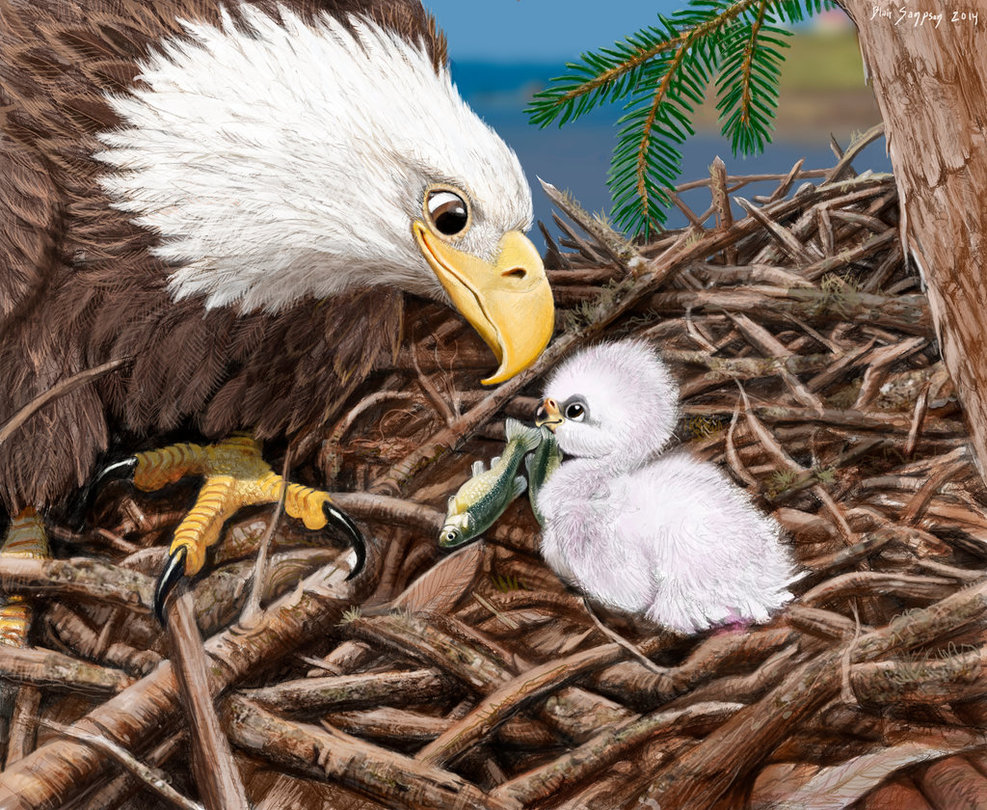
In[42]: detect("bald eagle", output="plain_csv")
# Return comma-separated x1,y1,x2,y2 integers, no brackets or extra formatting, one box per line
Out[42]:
0,0,554,622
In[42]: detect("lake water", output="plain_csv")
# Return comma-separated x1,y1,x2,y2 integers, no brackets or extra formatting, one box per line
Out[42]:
453,61,892,241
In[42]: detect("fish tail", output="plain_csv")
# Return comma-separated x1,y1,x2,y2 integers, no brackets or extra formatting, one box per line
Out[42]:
505,418,541,453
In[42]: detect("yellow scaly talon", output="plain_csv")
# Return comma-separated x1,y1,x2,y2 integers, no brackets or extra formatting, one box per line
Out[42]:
0,508,49,647
83,435,364,623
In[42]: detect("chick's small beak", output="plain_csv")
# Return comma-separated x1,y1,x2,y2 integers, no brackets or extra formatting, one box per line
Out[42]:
535,397,564,431
414,223,554,385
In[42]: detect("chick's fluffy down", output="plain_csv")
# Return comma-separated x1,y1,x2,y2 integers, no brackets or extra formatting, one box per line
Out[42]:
538,450,794,634
534,339,794,635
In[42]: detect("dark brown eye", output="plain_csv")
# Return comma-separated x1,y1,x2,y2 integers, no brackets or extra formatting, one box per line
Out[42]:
426,189,470,237
565,401,586,421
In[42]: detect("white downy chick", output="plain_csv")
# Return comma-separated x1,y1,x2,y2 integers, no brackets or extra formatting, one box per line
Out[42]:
534,340,795,635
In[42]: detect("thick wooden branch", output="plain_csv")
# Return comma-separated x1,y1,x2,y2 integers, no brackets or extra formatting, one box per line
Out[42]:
0,549,373,810
0,556,154,612
0,646,133,695
640,578,987,806
166,590,249,810
241,668,454,714
850,645,987,706
221,695,521,810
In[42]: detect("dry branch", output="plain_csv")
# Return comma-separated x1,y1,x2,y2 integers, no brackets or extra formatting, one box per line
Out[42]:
166,590,249,810
242,668,453,714
0,548,372,809
222,695,521,810
0,556,154,612
40,721,203,810
0,646,133,694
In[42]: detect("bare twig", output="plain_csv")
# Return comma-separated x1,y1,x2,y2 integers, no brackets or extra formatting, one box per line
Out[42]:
222,695,521,810
0,359,127,446
40,720,204,810
242,452,291,623
166,590,249,810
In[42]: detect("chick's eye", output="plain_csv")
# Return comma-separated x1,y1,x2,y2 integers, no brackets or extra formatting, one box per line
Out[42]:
565,402,586,421
426,189,470,237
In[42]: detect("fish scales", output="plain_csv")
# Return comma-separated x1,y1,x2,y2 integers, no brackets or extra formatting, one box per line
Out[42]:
439,419,542,548
525,425,562,527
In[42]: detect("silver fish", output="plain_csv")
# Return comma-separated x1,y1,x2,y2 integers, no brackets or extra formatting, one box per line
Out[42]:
524,425,562,527
439,418,542,548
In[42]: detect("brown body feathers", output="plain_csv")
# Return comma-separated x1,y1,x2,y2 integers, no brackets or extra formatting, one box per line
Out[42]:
0,0,446,511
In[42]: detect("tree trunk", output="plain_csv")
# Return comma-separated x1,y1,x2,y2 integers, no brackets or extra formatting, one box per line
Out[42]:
839,2,987,478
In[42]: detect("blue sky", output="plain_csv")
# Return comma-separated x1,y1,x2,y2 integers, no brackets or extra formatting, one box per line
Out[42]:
421,1,682,62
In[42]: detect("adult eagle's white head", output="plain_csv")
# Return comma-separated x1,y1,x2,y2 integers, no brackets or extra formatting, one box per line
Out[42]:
97,4,554,383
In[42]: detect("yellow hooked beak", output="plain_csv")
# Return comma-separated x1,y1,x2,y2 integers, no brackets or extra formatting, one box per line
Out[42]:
535,397,564,431
413,223,555,385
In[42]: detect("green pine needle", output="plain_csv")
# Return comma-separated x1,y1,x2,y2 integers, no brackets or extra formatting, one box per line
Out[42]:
526,0,834,236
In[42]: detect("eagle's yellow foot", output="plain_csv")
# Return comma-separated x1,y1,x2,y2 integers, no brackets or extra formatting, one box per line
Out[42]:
85,436,364,623
0,508,49,647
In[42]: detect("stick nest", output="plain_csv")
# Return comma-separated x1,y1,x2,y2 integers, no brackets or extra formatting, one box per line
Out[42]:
5,127,987,809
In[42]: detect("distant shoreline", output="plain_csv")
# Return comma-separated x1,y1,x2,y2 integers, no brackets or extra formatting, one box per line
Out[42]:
449,35,888,238
452,31,881,147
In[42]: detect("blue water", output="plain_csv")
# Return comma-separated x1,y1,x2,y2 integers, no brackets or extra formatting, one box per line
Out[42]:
452,61,892,241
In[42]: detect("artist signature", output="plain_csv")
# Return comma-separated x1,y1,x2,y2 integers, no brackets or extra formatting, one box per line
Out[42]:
870,5,979,27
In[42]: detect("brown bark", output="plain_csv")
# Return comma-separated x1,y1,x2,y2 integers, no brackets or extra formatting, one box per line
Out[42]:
841,1,987,480
0,552,372,810
221,696,521,810
166,590,249,810
0,646,133,694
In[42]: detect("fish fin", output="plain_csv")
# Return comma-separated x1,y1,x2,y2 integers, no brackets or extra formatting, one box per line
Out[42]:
471,460,485,477
490,456,501,467
506,418,542,453
511,476,527,500
447,495,456,512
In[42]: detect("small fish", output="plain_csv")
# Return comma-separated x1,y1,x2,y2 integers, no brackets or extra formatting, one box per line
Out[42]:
439,418,542,548
524,425,563,527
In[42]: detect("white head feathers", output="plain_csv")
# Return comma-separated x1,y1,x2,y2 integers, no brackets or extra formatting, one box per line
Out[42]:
542,340,679,466
97,6,532,312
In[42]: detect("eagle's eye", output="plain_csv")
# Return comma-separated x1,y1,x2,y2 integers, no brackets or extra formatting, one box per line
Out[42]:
425,188,470,238
564,400,587,421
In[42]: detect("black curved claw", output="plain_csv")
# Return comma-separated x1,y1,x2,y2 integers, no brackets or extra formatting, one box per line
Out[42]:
70,457,138,531
154,545,187,625
322,501,365,580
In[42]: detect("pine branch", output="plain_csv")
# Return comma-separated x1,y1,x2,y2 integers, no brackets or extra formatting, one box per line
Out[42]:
526,0,755,128
530,32,683,126
610,33,717,234
716,1,789,154
635,47,691,230
527,0,834,235
740,1,771,129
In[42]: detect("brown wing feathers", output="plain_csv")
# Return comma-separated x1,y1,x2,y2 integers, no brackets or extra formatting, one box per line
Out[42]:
0,0,428,510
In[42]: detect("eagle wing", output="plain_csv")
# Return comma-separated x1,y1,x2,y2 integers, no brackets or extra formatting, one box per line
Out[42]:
0,137,60,322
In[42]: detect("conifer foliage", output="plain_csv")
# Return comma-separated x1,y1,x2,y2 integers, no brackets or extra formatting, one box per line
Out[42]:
527,0,832,237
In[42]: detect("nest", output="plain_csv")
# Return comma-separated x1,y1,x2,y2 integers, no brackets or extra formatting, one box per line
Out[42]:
4,125,987,809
